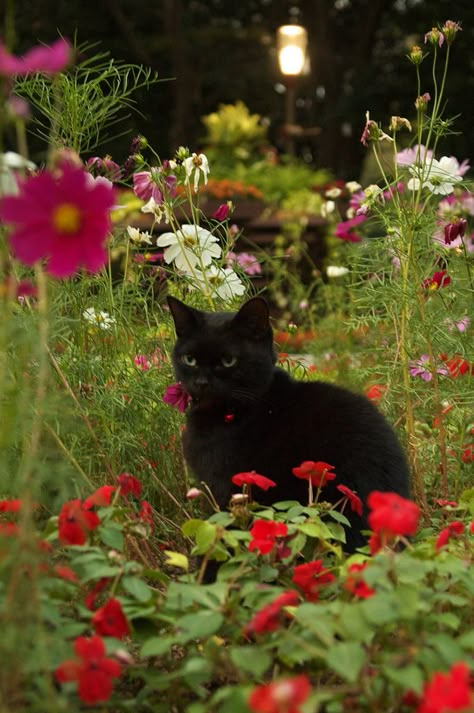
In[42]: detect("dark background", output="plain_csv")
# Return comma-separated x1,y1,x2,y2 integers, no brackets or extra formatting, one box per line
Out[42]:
8,0,474,180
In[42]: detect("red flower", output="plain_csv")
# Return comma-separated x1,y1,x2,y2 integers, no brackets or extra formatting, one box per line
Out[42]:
248,519,288,555
212,203,230,221
421,270,451,291
368,531,383,555
163,382,192,412
92,598,130,639
292,560,335,602
461,445,474,463
416,662,472,713
434,498,458,508
435,521,465,550
0,163,115,278
117,473,142,498
55,635,121,705
232,471,277,491
336,484,363,516
58,499,100,545
0,522,19,537
248,674,312,713
440,354,472,378
344,563,375,599
244,590,299,636
367,491,420,538
83,485,116,509
444,218,467,245
292,461,336,487
139,501,154,531
0,499,21,513
366,384,386,401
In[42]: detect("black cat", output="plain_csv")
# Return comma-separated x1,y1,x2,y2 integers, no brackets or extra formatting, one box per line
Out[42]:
167,295,410,551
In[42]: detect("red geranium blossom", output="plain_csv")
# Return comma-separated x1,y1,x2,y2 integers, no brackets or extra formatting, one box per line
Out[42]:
440,354,473,378
416,662,472,713
163,382,192,412
461,445,474,463
435,521,465,550
92,598,130,639
83,485,116,509
232,471,277,491
248,674,312,713
244,590,299,636
248,519,288,555
55,635,121,705
117,473,142,498
0,163,115,278
0,38,71,76
367,491,420,538
366,383,386,401
292,461,336,487
336,484,363,516
292,560,335,602
139,500,154,531
0,499,21,513
58,499,100,545
344,562,376,599
54,565,79,583
421,270,451,291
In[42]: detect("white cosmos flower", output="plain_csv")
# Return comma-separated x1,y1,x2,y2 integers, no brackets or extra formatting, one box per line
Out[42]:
326,265,349,277
192,266,246,301
321,200,335,218
407,156,463,195
127,226,153,245
157,224,221,274
83,307,116,330
183,152,210,192
0,151,36,196
141,196,172,223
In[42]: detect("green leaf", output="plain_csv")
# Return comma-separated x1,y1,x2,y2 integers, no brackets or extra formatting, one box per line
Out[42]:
163,550,189,571
99,522,124,551
272,500,301,511
298,521,333,540
230,646,272,676
194,522,217,553
122,576,152,602
140,636,175,657
385,664,424,694
182,518,207,537
327,510,351,527
176,610,224,643
361,593,399,625
326,641,365,683
458,630,474,650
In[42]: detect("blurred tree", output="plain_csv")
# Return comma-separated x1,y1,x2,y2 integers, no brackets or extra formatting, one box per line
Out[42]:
7,0,474,178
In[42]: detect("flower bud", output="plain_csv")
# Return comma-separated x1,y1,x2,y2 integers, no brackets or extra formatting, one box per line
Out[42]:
442,20,462,45
415,93,431,111
408,45,424,65
186,487,203,499
444,218,467,245
389,116,412,132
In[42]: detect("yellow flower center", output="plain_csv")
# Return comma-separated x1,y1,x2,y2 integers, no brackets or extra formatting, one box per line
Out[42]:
52,203,82,234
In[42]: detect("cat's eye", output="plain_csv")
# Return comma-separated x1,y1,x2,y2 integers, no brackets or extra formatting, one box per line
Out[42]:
221,355,238,368
181,354,197,367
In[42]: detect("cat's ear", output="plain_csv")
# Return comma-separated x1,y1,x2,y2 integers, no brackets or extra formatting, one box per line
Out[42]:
167,296,200,336
232,297,272,339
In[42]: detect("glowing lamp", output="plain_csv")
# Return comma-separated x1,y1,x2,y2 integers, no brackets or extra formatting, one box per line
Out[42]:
277,24,308,76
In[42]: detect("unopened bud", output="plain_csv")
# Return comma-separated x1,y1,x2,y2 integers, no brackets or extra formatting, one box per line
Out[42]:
441,20,462,45
415,93,431,111
408,45,424,65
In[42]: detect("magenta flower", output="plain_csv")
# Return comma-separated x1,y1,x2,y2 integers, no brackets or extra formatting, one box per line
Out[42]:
212,203,230,221
334,214,366,242
409,354,448,381
0,164,115,278
444,218,467,245
421,270,451,291
163,382,191,412
132,170,163,203
86,157,122,182
0,38,71,77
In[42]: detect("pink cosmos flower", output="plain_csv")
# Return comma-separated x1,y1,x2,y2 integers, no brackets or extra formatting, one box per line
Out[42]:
132,170,163,203
0,38,71,76
226,251,262,275
396,144,433,166
162,382,192,412
0,164,115,278
409,354,449,381
334,214,365,242
212,203,230,221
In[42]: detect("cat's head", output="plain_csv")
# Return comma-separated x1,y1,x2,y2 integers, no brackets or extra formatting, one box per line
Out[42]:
167,296,276,407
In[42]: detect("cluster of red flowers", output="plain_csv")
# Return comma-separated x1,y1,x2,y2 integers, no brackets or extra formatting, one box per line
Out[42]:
344,562,376,599
292,460,336,487
55,635,121,705
436,520,465,550
58,475,150,545
248,520,288,555
292,560,335,602
416,661,472,713
244,590,299,636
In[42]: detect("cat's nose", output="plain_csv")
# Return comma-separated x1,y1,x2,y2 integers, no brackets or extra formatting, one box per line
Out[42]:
195,375,209,387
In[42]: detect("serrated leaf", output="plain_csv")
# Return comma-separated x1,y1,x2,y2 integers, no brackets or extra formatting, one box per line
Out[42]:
385,664,423,693
164,550,189,570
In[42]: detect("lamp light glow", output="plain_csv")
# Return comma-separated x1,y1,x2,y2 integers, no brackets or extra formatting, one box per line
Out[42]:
277,24,308,76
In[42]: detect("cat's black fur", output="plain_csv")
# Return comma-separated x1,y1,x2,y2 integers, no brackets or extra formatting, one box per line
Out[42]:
167,295,410,551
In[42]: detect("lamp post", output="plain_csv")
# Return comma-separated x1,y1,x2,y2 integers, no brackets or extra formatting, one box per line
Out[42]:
276,23,308,156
